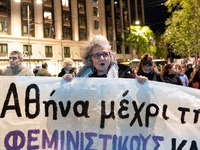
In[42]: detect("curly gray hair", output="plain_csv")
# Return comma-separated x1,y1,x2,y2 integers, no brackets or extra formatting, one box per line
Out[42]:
81,34,117,68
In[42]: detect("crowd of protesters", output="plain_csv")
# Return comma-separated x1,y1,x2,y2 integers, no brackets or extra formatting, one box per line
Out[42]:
1,34,200,89
132,54,199,89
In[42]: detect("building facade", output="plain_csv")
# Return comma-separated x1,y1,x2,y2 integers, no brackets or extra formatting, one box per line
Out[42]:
0,0,144,75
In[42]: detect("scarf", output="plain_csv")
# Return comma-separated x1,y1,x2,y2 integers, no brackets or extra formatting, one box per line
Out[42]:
77,64,119,78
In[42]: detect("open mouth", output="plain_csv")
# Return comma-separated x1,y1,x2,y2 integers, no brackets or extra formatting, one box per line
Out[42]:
100,63,105,66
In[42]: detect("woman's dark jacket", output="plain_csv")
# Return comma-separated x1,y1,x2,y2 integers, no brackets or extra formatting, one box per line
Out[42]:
89,64,133,78
137,70,164,82
163,74,183,85
58,68,74,77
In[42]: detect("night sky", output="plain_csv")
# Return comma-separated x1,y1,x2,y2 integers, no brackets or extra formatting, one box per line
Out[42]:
144,0,169,33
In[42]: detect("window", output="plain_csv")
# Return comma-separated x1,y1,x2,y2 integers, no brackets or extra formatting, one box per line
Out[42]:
0,44,7,56
43,0,55,39
63,27,72,40
78,3,85,14
125,46,130,54
122,0,129,31
93,7,98,17
78,0,87,41
79,28,87,41
116,20,122,41
44,0,53,7
21,0,35,37
44,23,55,38
63,13,71,26
0,1,11,35
114,0,122,42
22,4,28,18
94,20,99,30
44,24,50,38
62,0,72,40
105,0,113,41
23,25,28,34
117,45,121,54
78,15,86,28
62,0,69,7
45,46,53,57
23,45,32,56
64,47,70,57
44,11,52,21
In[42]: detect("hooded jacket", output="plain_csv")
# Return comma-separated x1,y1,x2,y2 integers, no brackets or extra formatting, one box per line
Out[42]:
178,72,189,86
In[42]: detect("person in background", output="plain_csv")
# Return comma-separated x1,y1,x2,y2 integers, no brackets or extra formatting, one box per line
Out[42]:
137,53,164,82
185,64,193,80
161,63,183,86
2,50,34,76
176,64,189,86
33,66,40,76
58,58,74,77
188,67,200,89
36,62,52,76
63,34,147,84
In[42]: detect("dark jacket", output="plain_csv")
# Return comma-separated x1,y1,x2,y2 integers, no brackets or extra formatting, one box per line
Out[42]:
89,64,133,78
138,70,164,82
118,64,133,78
58,68,74,77
185,68,193,80
163,74,183,86
36,68,51,76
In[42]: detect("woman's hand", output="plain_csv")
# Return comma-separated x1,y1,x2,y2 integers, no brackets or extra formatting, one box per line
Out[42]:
135,75,148,85
62,73,75,82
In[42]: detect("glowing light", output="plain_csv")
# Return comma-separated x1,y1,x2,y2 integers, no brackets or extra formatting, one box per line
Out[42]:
62,0,69,7
75,36,78,41
135,20,140,25
58,36,62,40
36,0,42,4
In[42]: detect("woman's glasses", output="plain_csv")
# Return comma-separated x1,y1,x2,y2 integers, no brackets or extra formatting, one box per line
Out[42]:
92,52,110,59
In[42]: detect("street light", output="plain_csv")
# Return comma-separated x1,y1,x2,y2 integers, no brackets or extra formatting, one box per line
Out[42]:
135,20,140,25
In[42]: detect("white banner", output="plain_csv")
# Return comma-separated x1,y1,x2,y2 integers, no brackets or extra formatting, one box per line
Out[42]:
0,76,200,150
